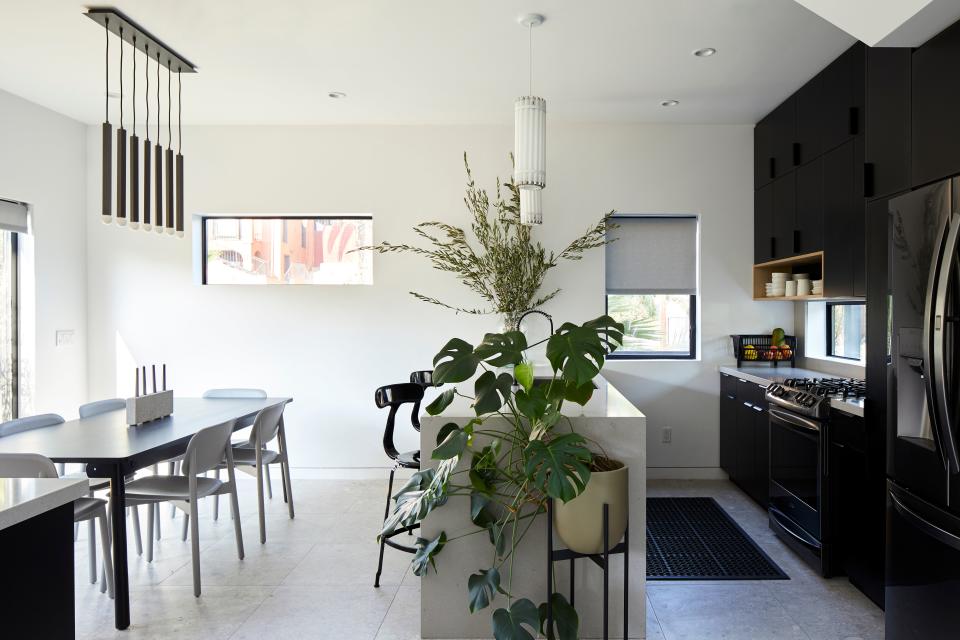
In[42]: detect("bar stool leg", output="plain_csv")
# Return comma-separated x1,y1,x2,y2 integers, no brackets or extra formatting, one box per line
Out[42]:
603,503,609,640
374,467,396,588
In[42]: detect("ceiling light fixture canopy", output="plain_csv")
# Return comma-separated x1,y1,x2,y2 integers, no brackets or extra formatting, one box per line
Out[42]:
514,13,546,226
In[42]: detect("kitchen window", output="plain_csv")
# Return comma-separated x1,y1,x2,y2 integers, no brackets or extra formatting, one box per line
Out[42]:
605,214,699,359
0,199,26,421
826,301,866,361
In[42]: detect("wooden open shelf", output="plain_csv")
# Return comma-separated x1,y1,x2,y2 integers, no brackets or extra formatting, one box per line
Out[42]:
752,251,824,301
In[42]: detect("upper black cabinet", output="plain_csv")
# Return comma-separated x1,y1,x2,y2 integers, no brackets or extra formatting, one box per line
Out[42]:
770,97,798,179
773,172,797,260
796,71,825,165
821,44,865,152
865,48,911,200
796,157,824,255
823,140,865,297
755,182,774,264
755,116,773,189
913,19,960,187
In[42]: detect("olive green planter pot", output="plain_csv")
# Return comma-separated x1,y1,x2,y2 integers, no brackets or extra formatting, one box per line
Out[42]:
553,462,629,554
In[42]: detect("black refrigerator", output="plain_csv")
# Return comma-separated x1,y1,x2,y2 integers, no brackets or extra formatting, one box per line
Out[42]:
888,177,960,639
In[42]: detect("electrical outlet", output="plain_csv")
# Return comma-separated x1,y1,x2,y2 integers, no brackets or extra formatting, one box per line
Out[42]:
661,427,673,444
55,330,75,347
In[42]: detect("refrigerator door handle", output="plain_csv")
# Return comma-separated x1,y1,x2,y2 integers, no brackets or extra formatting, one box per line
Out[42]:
933,212,960,474
923,212,952,471
891,490,960,552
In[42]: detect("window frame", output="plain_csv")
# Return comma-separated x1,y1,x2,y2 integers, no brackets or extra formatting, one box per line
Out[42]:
200,215,372,285
825,300,866,362
605,293,697,361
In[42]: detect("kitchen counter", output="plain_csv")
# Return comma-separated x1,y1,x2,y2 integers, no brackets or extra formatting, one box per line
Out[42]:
0,477,88,531
420,373,645,639
719,366,865,417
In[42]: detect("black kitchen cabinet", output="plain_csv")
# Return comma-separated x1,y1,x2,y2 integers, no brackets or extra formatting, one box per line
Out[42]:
752,393,770,509
796,71,825,165
755,115,773,189
754,182,774,263
772,172,797,259
720,374,738,476
912,19,960,187
727,378,770,507
865,48,911,200
822,140,865,297
769,97,798,179
820,43,865,153
795,157,824,254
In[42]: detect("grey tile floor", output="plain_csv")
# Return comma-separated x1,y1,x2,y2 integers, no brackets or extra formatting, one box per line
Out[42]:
72,477,884,639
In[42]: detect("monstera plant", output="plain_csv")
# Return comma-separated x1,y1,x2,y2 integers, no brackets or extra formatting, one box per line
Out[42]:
380,315,625,640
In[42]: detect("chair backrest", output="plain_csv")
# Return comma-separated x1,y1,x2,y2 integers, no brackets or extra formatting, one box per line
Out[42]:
0,453,59,478
0,414,64,438
375,383,424,460
408,370,437,432
203,388,267,399
181,420,235,476
246,402,286,448
79,398,126,419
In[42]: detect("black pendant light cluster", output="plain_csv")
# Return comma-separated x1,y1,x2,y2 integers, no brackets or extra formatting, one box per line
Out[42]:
88,8,196,238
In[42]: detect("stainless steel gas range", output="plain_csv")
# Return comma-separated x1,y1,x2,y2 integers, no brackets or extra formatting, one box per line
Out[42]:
765,377,865,576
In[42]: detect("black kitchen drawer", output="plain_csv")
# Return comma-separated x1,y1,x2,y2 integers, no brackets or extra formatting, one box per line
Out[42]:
830,408,866,451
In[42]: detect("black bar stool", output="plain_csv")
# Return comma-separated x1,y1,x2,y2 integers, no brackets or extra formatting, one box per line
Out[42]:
374,382,424,588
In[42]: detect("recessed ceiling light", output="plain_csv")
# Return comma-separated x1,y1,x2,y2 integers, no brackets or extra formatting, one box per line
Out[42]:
328,91,346,99
693,47,717,57
660,99,680,107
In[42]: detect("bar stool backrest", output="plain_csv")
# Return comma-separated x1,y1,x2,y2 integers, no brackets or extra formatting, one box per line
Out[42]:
79,398,126,418
181,420,236,476
245,403,286,447
375,383,424,460
408,371,437,432
0,414,64,438
0,453,58,478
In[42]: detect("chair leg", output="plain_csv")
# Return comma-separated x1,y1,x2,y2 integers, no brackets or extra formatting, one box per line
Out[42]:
97,512,116,599
229,487,244,560
265,463,273,500
374,468,395,588
100,508,111,593
280,462,289,504
146,502,155,562
256,455,266,544
155,503,162,540
282,460,295,520
182,512,190,542
189,498,201,597
87,514,97,583
130,505,143,556
212,468,221,521
170,461,178,518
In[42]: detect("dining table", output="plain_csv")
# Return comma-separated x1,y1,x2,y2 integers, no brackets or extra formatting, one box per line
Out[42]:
0,395,293,630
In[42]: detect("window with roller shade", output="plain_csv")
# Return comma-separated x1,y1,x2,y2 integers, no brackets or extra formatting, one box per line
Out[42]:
0,199,26,420
605,214,699,359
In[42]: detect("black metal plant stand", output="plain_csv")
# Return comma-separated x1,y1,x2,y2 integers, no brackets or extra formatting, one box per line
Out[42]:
546,499,629,640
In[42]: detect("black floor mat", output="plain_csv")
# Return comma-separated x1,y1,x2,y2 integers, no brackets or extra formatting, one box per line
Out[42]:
647,497,788,580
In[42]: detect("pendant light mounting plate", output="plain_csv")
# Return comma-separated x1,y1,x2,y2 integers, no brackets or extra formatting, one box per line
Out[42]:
85,6,198,73
518,13,545,28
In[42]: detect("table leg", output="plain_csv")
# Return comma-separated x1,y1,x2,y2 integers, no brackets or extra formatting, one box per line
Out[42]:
110,464,131,630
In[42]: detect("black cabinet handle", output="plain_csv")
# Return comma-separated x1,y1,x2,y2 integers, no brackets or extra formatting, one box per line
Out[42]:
792,142,801,167
848,107,860,136
793,229,800,254
769,157,776,179
864,162,875,198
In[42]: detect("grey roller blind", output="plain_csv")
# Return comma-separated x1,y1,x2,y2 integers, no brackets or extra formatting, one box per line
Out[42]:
605,215,698,295
0,199,29,234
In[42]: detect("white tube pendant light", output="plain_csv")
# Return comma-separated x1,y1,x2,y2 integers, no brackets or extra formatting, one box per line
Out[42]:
514,13,546,226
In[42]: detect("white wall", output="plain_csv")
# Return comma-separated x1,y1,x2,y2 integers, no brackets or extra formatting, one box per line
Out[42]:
0,89,88,418
85,123,793,476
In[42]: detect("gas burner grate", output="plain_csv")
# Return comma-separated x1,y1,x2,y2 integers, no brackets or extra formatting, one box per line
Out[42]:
781,377,866,399
646,497,789,580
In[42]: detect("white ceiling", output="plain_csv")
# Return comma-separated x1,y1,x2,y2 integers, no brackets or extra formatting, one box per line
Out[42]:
0,0,858,126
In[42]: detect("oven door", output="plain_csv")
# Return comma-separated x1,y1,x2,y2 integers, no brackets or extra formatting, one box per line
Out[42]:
769,406,822,539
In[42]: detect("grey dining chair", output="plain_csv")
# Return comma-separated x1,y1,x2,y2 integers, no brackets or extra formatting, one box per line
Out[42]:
210,400,293,544
122,420,245,597
0,452,115,599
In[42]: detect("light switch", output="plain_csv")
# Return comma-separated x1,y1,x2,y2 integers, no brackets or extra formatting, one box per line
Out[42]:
55,330,75,347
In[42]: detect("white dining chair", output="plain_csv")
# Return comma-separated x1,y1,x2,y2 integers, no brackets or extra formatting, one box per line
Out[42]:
0,452,115,599
122,420,245,597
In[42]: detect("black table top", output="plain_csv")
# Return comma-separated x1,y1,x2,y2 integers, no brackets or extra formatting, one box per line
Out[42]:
0,397,292,471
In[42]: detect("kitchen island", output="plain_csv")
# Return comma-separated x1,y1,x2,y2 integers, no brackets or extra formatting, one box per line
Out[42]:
0,477,89,639
420,374,646,638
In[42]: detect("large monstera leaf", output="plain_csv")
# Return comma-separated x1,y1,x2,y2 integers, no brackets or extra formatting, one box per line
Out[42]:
411,532,447,576
524,433,593,503
538,592,580,640
381,457,457,537
433,338,480,384
468,567,503,613
492,598,540,640
474,331,527,367
545,317,624,386
474,371,514,415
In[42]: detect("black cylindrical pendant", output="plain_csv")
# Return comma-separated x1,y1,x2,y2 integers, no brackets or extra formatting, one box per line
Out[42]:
116,128,127,225
165,148,174,234
154,143,163,233
143,139,152,230
176,153,184,237
129,134,139,228
102,123,112,223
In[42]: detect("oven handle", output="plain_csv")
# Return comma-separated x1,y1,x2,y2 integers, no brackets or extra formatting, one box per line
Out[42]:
769,407,821,433
769,507,822,550
891,491,960,552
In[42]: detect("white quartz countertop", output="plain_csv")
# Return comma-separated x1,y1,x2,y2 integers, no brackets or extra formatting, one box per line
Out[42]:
719,365,864,418
0,477,88,531
431,370,644,419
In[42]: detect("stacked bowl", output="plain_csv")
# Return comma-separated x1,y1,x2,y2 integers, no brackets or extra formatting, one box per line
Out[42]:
768,272,789,297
